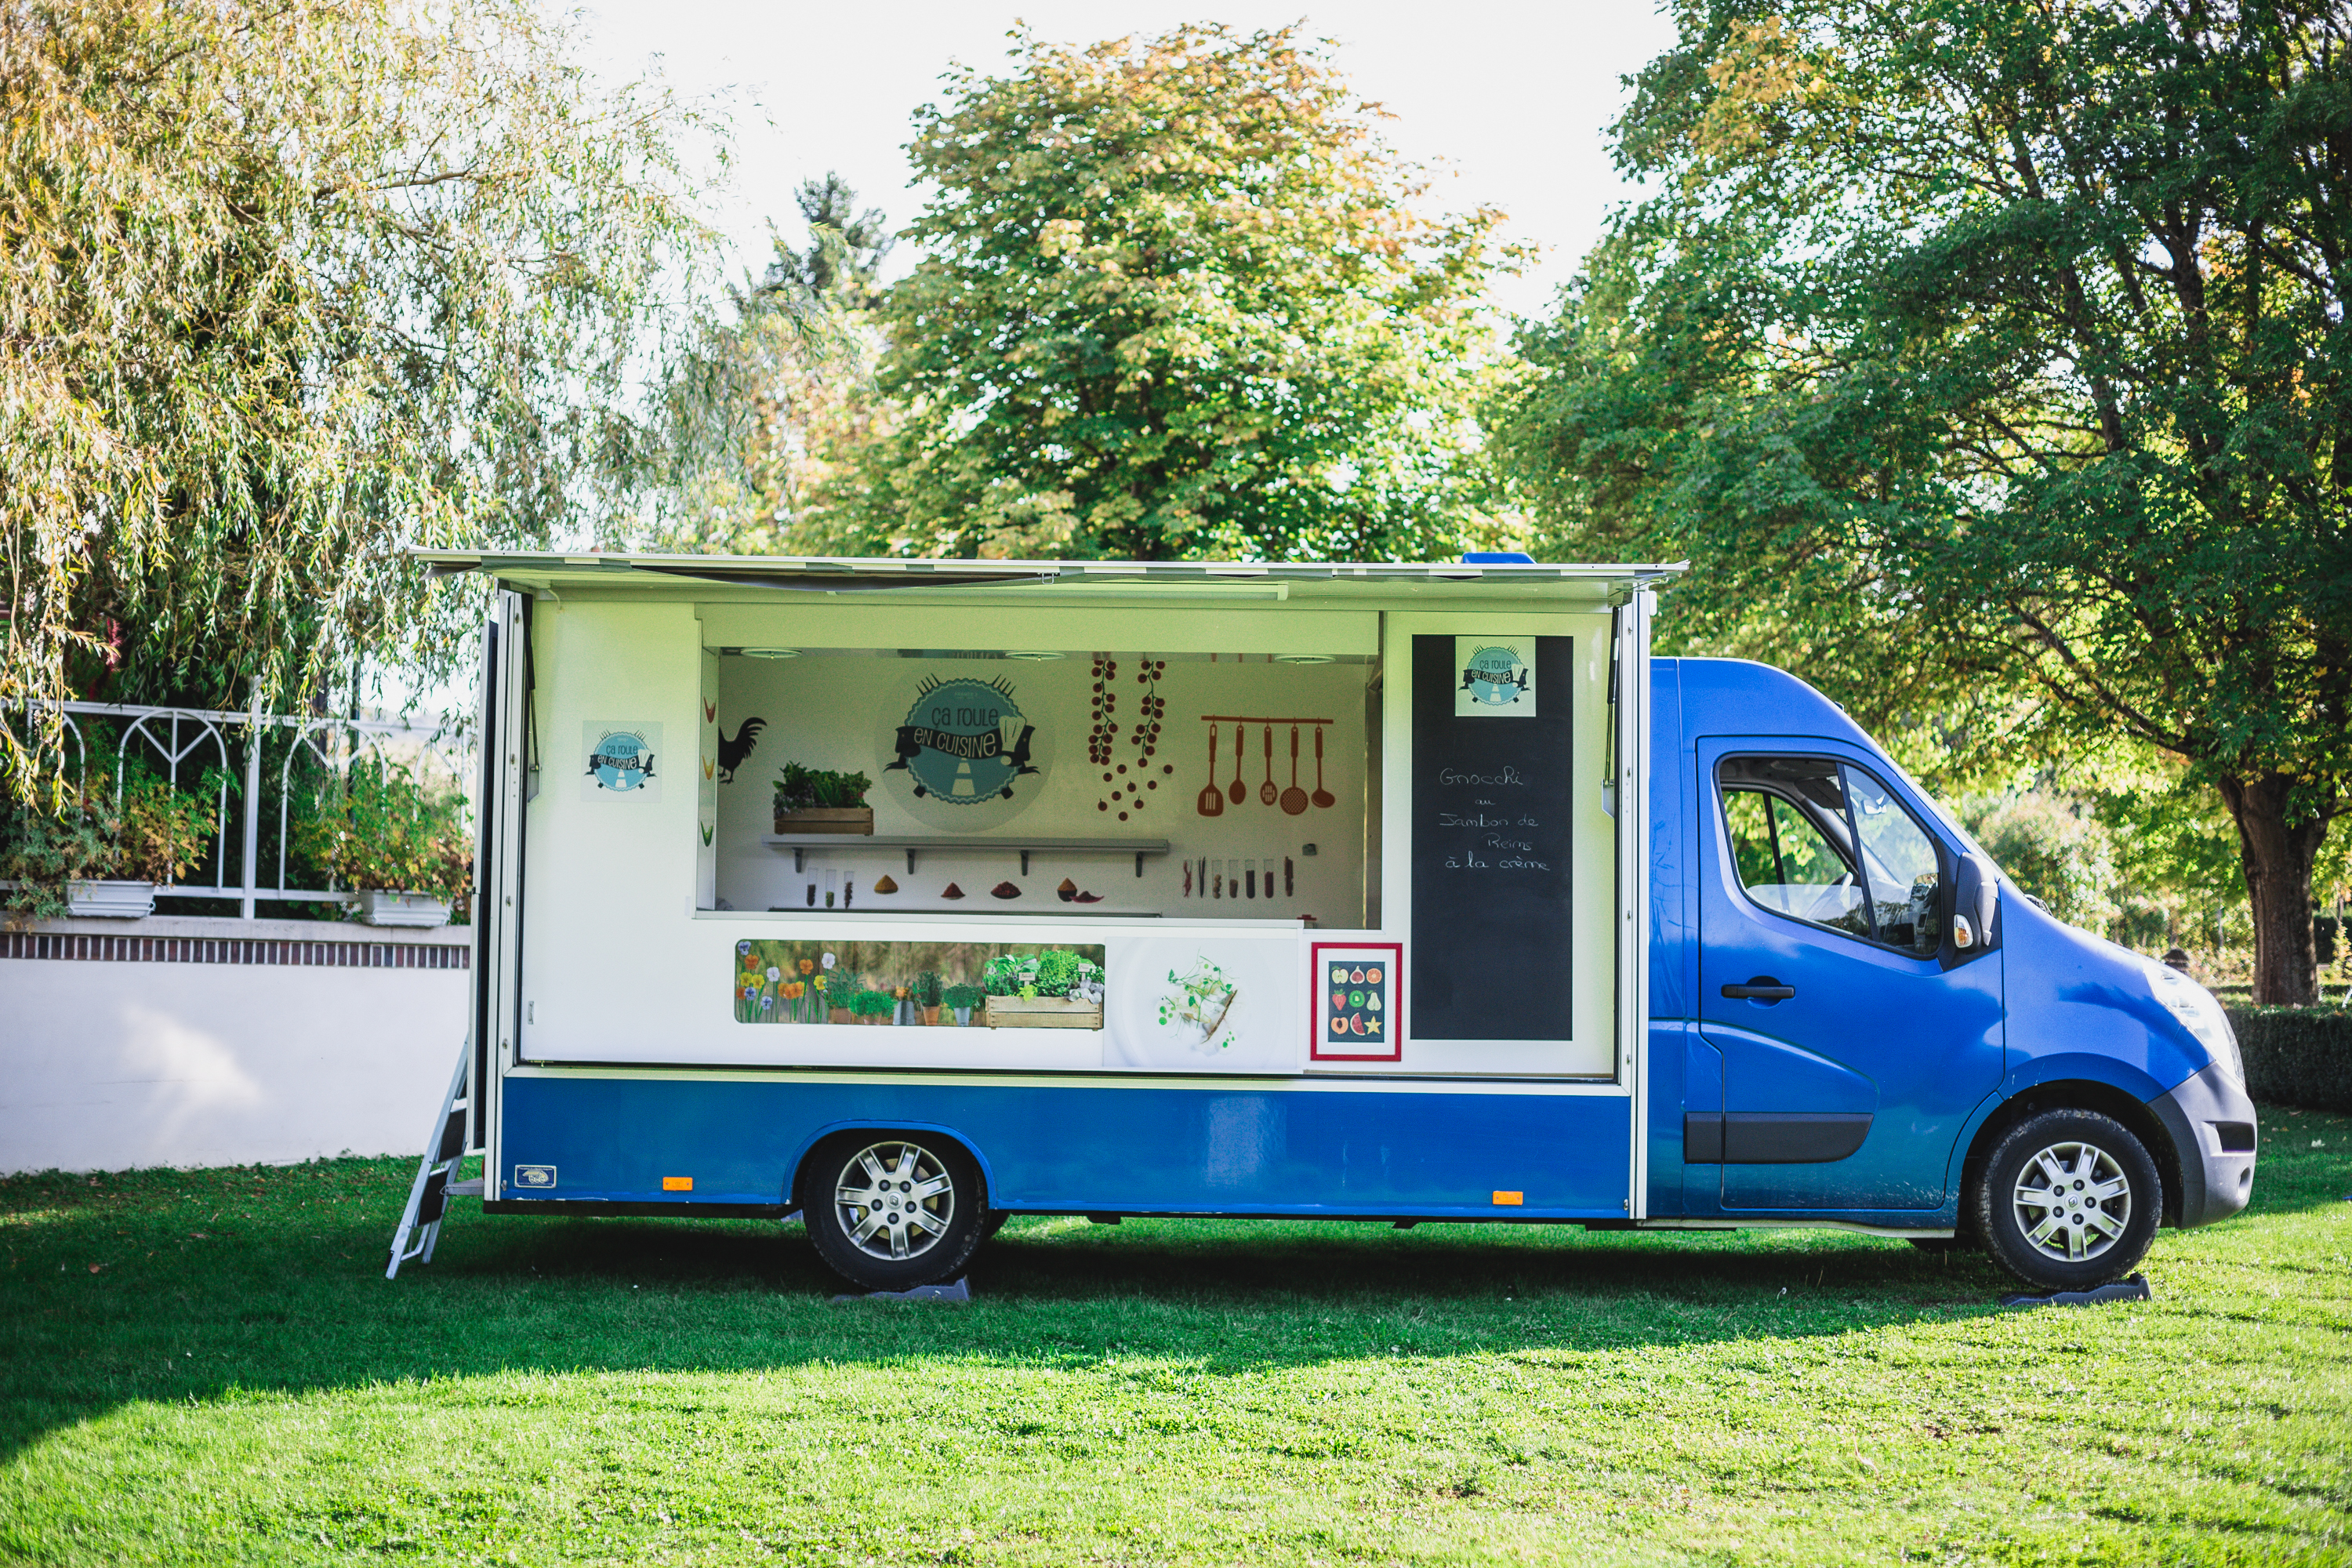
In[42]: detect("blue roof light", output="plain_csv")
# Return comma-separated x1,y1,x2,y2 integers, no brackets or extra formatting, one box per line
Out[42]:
1461,552,1535,564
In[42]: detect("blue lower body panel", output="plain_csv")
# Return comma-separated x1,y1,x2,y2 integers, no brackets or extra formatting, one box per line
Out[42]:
498,1075,1633,1219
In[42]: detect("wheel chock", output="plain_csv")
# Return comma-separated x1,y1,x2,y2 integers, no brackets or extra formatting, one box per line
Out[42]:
1998,1272,2153,1310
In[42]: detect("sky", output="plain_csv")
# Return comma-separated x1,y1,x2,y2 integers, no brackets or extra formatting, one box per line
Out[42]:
568,0,1682,321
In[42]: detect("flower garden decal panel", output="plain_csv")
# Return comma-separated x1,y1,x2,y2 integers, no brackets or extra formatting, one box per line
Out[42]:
1312,942,1402,1061
733,938,1105,1029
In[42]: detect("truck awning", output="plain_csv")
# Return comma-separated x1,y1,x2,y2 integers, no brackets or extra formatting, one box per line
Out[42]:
409,550,1686,608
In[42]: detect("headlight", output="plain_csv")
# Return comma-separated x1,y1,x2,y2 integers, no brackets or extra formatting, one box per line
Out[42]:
2214,1007,2245,1088
2151,960,2241,1085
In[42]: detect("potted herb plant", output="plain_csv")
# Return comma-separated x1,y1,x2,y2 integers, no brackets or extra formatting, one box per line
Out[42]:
942,983,983,1026
292,761,470,927
851,988,895,1025
915,970,943,1025
772,763,874,835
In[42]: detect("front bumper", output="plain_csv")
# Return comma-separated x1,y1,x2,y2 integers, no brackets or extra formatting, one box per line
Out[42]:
2146,1062,2258,1228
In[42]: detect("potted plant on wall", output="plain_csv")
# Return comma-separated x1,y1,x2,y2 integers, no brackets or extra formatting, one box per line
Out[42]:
293,761,471,927
1,764,217,924
914,970,943,1025
772,764,874,836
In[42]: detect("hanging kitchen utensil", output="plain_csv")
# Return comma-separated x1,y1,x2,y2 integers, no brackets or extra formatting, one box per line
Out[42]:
1196,725,1225,817
1260,724,1277,806
1228,724,1247,804
1311,726,1335,809
1280,726,1308,815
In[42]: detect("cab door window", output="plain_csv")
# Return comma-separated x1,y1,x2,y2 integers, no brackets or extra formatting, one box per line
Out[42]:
1846,769,1945,953
1719,757,1945,956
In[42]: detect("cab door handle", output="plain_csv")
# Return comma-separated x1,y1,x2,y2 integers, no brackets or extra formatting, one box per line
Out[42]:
1721,978,1795,1001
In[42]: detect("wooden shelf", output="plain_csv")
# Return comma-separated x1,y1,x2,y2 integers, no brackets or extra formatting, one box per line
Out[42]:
761,834,1172,877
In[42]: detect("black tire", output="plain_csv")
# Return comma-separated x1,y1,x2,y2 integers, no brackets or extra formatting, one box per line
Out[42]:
800,1131,986,1292
1971,1109,2160,1293
981,1209,1011,1240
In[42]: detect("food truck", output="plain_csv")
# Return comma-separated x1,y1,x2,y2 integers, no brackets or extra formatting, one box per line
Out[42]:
387,552,2258,1294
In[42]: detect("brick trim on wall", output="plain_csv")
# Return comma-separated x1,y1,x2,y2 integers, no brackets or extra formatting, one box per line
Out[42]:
2,931,470,969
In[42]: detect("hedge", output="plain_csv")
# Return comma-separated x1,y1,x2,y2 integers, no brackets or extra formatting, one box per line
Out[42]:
2226,1006,2352,1113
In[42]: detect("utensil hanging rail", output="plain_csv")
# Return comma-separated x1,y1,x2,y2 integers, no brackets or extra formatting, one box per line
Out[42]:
1195,715,1334,725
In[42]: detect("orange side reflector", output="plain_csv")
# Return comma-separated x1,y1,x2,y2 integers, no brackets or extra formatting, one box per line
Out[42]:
662,1176,693,1192
1491,1190,1524,1207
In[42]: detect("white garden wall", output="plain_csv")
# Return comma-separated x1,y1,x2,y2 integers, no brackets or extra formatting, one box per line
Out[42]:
0,916,468,1174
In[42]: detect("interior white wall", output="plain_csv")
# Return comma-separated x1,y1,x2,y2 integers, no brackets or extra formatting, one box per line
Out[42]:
713,652,1374,922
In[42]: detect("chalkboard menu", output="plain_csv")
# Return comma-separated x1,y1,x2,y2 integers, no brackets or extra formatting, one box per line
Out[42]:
1410,634,1574,1041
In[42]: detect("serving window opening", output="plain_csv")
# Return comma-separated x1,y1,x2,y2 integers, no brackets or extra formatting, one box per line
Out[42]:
705,647,1379,924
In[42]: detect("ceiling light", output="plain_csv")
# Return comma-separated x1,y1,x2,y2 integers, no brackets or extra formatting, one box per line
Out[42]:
742,648,800,659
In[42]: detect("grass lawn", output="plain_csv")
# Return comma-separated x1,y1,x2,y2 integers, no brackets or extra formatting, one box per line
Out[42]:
1,1109,2347,1566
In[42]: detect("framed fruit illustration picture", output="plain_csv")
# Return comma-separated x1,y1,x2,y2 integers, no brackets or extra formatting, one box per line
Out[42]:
1310,942,1402,1062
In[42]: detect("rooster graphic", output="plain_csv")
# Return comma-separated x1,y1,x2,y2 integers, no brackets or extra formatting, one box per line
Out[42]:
716,717,766,783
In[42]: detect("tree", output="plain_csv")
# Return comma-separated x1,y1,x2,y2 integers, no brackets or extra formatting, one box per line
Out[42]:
0,0,717,790
1490,0,2352,1004
639,178,894,555
830,24,1526,562
761,172,895,310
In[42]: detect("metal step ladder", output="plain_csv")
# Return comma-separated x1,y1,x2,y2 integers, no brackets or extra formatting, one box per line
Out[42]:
386,1039,484,1279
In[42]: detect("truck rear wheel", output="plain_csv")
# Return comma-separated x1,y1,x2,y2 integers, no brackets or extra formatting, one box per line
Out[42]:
1972,1109,2159,1293
802,1131,985,1293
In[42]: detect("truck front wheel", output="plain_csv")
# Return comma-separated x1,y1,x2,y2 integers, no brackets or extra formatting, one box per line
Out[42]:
803,1131,985,1293
1972,1109,2160,1293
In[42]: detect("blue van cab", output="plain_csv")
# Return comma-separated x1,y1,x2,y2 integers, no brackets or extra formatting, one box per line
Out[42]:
1653,656,2256,1290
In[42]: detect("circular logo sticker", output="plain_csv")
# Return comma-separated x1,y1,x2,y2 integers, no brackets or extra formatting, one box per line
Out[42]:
1460,645,1530,707
586,729,658,792
881,675,1048,827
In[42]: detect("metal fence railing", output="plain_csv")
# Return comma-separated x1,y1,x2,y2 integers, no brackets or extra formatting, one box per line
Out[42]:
20,699,473,919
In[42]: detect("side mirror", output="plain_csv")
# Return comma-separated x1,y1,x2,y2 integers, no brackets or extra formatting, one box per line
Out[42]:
1950,853,2000,955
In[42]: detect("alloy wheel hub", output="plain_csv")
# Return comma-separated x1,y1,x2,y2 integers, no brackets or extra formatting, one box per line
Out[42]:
835,1142,955,1261
2012,1141,2132,1263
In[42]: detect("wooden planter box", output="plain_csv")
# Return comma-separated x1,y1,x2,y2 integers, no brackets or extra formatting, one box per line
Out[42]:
773,807,873,835
982,996,1105,1030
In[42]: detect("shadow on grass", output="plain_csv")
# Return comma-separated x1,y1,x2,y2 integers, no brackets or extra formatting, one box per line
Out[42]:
463,1207,2008,1315
9,1101,2346,1465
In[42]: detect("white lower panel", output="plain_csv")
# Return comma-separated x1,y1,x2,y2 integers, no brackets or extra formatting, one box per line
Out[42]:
520,915,1610,1078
